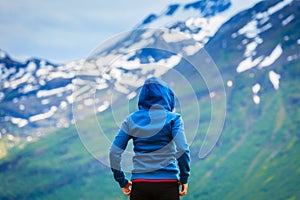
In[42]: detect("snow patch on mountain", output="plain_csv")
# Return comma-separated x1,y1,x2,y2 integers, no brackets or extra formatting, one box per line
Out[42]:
282,14,295,26
29,106,57,122
236,56,263,73
36,84,73,98
252,83,261,94
234,0,293,73
253,95,260,104
252,83,261,104
227,80,233,87
269,70,281,90
258,44,283,68
10,117,28,128
268,0,293,15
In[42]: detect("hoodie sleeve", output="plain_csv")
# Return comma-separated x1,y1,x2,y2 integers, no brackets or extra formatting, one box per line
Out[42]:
109,121,131,188
172,115,191,184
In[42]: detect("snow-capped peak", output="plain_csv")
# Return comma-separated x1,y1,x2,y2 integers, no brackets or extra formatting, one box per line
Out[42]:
0,49,7,59
139,0,262,49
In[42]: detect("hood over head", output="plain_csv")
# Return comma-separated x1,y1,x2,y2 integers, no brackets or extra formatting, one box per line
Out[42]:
138,77,175,111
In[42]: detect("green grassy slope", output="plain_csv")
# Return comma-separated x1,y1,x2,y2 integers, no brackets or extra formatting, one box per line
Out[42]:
189,74,300,200
0,125,127,200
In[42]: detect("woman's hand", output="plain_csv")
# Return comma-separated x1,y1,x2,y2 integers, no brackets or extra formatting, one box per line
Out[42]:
121,181,132,196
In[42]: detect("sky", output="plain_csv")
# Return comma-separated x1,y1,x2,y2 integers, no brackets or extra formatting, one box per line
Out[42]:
0,0,191,63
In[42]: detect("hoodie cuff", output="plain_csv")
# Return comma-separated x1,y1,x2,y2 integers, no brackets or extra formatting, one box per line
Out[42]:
180,177,188,184
119,178,129,188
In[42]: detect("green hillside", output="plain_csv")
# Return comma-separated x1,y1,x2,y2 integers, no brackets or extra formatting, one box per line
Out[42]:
0,124,125,199
189,70,300,199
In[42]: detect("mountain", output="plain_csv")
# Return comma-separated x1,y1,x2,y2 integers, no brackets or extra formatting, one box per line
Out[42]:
0,0,260,152
0,0,261,141
0,51,76,135
0,0,300,199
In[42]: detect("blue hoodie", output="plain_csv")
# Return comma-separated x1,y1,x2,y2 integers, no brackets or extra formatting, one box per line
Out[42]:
109,77,190,188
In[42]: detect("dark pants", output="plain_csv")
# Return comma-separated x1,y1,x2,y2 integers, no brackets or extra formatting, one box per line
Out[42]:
130,182,180,200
